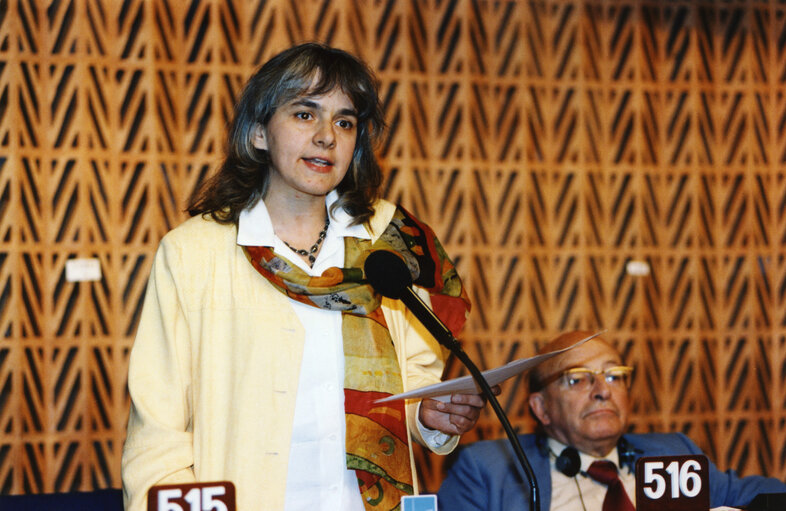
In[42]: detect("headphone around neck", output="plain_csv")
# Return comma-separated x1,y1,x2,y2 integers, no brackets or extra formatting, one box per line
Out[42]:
537,435,639,511
555,446,581,477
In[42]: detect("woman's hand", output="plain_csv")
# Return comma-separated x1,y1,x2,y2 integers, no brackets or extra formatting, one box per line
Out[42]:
418,386,501,436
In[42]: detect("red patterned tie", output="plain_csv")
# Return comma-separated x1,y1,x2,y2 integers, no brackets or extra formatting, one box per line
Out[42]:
586,460,635,511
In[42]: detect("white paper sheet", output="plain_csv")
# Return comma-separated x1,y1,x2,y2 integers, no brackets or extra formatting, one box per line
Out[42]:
376,330,606,403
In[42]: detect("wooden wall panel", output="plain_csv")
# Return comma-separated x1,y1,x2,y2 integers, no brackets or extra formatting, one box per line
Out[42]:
2,0,786,496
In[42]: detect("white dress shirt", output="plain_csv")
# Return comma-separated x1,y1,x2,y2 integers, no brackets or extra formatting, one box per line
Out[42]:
237,191,448,511
547,438,636,511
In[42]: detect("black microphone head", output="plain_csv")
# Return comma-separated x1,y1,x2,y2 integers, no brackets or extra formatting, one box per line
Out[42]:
364,250,413,299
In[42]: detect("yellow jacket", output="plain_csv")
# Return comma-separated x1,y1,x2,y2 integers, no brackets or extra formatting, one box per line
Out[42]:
121,199,458,510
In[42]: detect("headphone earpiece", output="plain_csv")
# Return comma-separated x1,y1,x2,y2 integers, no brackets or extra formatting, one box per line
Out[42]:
617,437,638,469
555,446,581,477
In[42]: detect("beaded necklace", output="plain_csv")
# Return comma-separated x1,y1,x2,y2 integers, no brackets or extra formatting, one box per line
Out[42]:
282,215,330,266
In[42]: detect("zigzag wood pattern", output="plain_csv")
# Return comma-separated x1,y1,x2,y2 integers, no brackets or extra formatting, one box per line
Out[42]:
2,0,786,496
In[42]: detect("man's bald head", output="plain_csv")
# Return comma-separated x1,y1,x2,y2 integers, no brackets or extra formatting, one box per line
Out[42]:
529,331,619,392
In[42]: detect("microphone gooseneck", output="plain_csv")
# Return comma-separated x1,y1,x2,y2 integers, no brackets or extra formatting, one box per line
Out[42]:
363,250,541,511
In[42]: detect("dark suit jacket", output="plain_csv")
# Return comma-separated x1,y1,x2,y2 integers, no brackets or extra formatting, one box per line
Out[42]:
437,432,786,510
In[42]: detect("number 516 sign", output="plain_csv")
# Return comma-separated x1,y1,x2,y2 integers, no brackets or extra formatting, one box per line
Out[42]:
635,455,709,511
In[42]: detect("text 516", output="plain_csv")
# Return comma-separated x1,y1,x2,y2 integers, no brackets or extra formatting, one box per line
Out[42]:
635,455,710,511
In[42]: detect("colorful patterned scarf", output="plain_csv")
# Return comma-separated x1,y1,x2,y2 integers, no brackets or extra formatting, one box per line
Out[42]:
242,205,469,510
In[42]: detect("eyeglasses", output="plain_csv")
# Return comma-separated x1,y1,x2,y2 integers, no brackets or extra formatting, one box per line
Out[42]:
558,366,634,391
533,365,634,392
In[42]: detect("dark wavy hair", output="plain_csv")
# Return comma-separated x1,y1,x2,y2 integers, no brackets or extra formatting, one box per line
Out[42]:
187,43,386,225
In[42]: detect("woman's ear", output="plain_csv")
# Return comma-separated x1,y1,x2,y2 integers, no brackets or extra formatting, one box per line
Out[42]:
529,392,551,426
252,124,267,151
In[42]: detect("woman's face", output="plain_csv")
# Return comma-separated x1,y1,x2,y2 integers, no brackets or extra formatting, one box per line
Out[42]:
253,86,358,203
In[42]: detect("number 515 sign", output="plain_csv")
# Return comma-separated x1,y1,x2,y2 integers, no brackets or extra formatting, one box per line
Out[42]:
148,481,236,511
635,455,710,511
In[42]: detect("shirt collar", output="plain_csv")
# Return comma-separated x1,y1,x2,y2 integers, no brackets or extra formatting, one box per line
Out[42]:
546,437,625,474
236,190,370,247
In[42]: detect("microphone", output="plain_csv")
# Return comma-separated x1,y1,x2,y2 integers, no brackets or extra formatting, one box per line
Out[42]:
364,250,541,511
364,250,463,353
363,249,411,298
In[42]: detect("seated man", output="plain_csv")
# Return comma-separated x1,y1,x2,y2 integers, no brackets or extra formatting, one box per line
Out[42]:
438,330,786,510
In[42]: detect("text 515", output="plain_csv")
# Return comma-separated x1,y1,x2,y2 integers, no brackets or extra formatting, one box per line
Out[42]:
148,481,236,511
